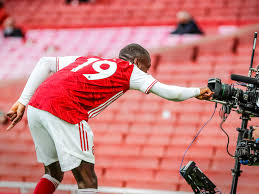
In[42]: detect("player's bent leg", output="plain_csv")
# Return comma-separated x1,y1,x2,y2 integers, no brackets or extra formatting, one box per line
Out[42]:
34,162,63,194
72,161,98,193
27,106,62,194
44,161,64,182
31,109,97,193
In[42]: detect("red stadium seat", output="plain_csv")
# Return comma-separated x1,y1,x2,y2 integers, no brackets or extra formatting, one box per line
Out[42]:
62,171,77,184
126,180,178,190
95,144,141,157
95,133,123,144
111,156,159,169
141,145,165,157
98,177,123,187
150,124,174,135
105,168,154,182
125,134,148,145
146,134,171,146
95,156,114,168
155,169,180,183
129,123,156,135
211,159,235,172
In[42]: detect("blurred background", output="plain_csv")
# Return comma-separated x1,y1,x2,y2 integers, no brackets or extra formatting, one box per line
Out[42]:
0,0,259,193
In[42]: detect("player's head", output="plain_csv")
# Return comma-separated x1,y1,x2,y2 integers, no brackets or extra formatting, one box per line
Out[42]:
119,43,151,73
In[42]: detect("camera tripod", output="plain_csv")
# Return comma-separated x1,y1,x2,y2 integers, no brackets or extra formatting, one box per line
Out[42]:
230,113,250,194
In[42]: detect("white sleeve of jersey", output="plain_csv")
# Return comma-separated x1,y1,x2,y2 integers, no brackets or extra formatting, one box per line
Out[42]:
57,56,80,71
130,65,200,101
18,56,79,106
150,82,200,101
130,65,158,94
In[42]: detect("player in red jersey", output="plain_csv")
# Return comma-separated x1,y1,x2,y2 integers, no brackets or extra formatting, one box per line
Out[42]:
6,43,213,194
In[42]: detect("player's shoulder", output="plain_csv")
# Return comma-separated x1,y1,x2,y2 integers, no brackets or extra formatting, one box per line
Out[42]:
75,56,102,61
112,58,134,68
76,56,133,70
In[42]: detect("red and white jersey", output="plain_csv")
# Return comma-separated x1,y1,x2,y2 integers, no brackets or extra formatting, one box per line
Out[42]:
29,56,157,124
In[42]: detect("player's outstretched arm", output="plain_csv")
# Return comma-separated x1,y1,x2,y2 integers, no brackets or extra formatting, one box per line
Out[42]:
130,65,213,101
149,82,213,101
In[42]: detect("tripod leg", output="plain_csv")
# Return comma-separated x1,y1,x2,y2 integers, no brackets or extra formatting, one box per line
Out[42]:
230,158,242,194
230,116,248,194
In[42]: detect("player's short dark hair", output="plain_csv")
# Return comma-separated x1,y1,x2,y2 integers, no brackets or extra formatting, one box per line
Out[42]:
119,43,150,63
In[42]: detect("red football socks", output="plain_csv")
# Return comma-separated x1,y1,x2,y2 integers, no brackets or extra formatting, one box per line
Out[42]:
34,174,60,194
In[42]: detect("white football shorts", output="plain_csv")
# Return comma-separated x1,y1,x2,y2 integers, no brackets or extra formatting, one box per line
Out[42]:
27,105,95,172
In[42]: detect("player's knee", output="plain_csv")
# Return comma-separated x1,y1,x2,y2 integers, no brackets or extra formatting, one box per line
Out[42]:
72,161,98,189
44,162,64,182
77,174,97,189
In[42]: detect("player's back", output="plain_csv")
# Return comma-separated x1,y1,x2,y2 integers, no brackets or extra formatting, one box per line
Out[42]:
29,56,134,124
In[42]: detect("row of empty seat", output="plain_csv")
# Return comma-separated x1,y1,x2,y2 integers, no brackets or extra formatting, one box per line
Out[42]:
1,25,254,81
3,0,259,29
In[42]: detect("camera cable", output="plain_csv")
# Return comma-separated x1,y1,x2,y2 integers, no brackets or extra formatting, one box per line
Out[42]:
179,102,224,194
219,105,235,158
179,102,217,175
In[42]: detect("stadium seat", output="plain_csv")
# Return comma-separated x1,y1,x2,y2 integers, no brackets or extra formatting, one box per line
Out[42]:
95,156,115,169
141,145,165,157
111,156,159,169
62,171,76,184
146,134,171,146
95,144,141,157
211,159,235,172
95,133,123,144
160,157,183,171
105,168,154,182
126,180,178,190
155,169,180,183
98,177,123,187
170,135,196,146
125,134,148,145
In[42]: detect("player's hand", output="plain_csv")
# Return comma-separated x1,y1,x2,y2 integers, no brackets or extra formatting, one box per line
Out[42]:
252,126,259,140
6,101,26,131
196,87,214,100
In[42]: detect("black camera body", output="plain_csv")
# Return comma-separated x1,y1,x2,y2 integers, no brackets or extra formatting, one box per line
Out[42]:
208,76,259,116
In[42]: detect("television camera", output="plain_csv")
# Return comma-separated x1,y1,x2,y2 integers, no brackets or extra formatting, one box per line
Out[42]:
181,32,259,194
